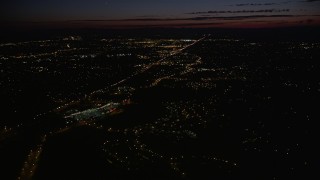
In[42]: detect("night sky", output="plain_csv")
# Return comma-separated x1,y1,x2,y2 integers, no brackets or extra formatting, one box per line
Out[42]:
2,0,320,28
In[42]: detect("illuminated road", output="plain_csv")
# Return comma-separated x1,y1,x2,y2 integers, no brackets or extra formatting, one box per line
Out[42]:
89,35,207,96
53,35,207,112
18,136,46,180
150,55,203,87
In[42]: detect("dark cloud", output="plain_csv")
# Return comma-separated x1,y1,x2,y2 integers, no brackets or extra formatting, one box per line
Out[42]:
187,15,298,21
187,9,290,15
229,3,278,6
70,15,301,22
228,1,319,6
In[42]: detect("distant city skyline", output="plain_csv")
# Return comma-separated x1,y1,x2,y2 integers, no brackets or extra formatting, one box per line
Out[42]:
2,0,320,28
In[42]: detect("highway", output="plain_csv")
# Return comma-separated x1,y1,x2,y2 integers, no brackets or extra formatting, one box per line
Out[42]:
54,35,207,115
